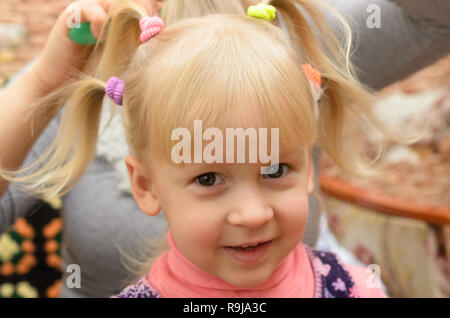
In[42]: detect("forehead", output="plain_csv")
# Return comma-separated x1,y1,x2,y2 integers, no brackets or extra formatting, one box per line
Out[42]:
158,146,309,171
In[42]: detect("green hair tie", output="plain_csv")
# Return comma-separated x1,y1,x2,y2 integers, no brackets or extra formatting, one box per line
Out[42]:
69,21,111,45
69,22,98,45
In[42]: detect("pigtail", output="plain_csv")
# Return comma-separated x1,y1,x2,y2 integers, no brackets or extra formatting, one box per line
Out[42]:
272,0,354,76
0,75,106,199
95,0,147,81
271,0,416,175
0,0,150,199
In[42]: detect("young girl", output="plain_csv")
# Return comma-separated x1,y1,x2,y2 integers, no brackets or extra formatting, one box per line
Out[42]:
0,0,396,297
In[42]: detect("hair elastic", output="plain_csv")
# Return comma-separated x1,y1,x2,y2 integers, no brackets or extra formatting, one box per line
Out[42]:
302,64,323,104
247,3,277,21
104,15,164,106
302,64,322,91
139,16,164,42
105,76,125,106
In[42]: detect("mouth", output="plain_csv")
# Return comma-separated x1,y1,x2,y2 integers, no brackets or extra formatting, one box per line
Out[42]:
223,240,273,265
225,240,271,251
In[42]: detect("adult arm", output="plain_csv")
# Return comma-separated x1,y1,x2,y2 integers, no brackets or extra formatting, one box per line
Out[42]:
0,62,60,197
0,0,113,197
0,64,63,233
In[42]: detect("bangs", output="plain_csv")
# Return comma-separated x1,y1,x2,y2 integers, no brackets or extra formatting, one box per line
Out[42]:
136,15,316,164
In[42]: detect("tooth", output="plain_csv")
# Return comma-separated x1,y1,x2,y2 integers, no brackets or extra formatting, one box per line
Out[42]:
241,243,259,248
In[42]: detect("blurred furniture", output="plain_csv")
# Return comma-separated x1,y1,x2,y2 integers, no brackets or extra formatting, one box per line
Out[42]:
320,175,450,298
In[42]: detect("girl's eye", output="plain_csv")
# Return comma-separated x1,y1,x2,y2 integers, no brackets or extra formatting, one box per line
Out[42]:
262,163,289,179
194,173,224,187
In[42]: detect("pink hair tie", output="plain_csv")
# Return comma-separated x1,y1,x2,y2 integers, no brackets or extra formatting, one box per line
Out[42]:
139,16,164,43
105,76,125,106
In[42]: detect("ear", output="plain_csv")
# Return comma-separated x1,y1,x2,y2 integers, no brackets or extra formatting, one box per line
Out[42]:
125,155,161,216
307,154,315,195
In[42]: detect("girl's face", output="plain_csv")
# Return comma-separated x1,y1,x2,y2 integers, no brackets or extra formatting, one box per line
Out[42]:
126,146,314,287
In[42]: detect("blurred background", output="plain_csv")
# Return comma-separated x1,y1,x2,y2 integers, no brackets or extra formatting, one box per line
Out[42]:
0,0,449,297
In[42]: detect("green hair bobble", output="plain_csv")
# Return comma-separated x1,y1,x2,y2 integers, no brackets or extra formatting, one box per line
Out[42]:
69,22,98,45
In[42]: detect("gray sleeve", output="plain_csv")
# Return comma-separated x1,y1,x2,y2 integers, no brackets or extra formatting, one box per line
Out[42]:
0,114,62,234
320,0,450,90
0,59,62,234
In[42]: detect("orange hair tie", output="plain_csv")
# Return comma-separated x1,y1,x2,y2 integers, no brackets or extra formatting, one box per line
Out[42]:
302,64,322,90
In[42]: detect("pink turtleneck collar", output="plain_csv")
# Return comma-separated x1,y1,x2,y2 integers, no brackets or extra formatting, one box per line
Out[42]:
147,231,315,298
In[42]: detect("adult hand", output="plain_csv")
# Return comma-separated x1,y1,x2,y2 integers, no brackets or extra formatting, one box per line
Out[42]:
28,0,165,95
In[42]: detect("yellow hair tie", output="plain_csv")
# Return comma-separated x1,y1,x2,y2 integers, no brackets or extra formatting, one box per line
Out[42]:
247,3,277,21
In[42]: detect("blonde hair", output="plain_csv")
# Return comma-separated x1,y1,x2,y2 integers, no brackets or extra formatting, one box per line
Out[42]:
0,0,412,281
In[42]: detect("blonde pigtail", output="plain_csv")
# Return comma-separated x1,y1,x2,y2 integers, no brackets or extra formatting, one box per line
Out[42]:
95,0,148,81
0,76,107,199
269,0,417,175
0,0,163,199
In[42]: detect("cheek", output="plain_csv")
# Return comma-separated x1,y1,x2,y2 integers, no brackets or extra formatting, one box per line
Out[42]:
158,179,221,243
278,193,309,235
174,209,218,240
168,201,223,260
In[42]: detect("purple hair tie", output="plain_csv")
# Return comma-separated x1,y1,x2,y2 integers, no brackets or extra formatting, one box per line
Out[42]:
105,76,125,106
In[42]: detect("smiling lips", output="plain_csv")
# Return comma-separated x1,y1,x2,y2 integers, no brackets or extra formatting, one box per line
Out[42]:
226,240,268,250
223,240,273,264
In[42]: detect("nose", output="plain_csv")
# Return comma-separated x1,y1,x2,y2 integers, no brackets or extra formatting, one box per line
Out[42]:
226,188,274,228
